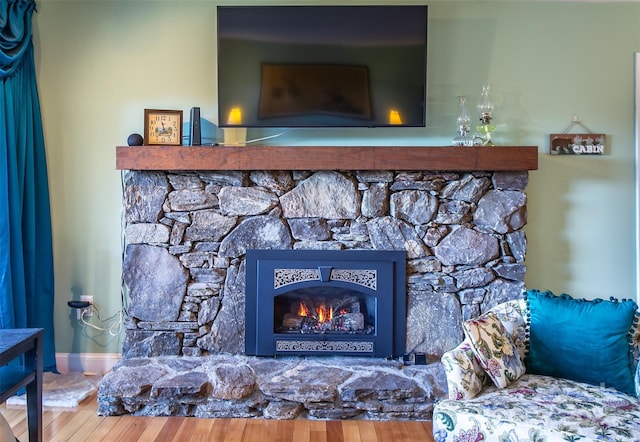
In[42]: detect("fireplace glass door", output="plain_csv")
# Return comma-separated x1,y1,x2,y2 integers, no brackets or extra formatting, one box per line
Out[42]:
274,286,375,336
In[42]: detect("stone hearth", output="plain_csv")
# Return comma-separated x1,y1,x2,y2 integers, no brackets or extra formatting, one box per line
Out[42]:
98,167,529,419
98,355,445,420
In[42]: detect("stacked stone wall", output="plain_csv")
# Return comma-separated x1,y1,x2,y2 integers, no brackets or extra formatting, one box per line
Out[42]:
122,169,528,362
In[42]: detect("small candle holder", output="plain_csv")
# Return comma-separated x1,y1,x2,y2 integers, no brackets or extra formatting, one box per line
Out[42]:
474,85,496,146
452,96,473,147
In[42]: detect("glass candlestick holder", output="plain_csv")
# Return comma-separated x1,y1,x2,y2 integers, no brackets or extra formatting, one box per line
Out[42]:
452,96,473,147
475,113,496,146
474,85,496,146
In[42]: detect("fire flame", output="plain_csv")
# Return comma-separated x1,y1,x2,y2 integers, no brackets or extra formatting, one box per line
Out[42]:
298,302,311,317
298,301,333,323
317,303,333,323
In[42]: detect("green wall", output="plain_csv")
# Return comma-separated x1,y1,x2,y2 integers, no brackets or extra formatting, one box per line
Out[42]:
33,0,640,355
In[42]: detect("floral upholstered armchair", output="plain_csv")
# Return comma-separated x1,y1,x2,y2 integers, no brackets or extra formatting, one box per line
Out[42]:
433,290,640,442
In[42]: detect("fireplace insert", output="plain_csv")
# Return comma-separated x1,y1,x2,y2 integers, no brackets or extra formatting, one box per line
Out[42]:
245,249,406,358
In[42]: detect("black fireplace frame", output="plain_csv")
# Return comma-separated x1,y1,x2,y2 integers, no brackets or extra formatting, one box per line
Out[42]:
245,249,406,358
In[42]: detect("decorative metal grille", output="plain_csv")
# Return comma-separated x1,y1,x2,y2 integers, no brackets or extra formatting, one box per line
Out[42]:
275,340,374,353
330,269,377,290
273,269,319,289
273,268,377,290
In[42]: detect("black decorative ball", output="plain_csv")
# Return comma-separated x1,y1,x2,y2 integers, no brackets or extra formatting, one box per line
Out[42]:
127,133,144,146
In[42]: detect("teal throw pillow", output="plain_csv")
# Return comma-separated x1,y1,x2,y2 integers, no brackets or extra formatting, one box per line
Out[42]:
525,289,638,396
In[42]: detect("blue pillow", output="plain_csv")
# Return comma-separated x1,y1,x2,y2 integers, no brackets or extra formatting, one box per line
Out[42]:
525,289,638,396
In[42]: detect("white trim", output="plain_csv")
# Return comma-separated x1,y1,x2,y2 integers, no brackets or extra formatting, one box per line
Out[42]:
55,353,121,375
636,52,640,303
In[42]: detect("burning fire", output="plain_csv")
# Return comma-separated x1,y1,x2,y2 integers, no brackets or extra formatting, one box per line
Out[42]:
298,301,333,323
318,304,333,323
297,302,311,317
281,297,366,334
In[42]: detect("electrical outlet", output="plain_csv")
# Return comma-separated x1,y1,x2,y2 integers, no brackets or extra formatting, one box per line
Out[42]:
78,295,93,319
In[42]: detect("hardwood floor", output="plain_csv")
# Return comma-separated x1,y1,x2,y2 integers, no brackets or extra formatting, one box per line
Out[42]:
1,392,435,441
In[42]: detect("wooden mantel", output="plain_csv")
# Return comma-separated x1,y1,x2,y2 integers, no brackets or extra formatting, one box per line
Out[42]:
116,145,538,171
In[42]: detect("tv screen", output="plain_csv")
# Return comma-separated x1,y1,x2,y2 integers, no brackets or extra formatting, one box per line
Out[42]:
217,5,428,128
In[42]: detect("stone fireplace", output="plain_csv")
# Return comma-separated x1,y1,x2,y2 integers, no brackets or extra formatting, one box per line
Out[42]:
118,168,529,361
98,145,537,419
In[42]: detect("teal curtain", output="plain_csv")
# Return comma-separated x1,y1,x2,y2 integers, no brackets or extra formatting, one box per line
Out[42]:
1,0,56,372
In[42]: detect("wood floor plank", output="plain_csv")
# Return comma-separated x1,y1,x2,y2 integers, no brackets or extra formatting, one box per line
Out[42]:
153,416,186,441
341,420,361,442
178,416,216,442
170,419,192,442
1,407,26,440
43,407,85,441
48,409,97,442
3,404,64,441
325,420,344,442
135,415,170,442
262,419,281,441
310,420,327,442
98,415,140,441
0,407,24,423
421,420,434,436
207,417,231,441
113,416,157,442
393,420,430,442
242,418,277,442
292,418,311,442
373,421,395,442
355,421,379,442
82,415,123,441
275,419,295,442
65,408,108,442
170,417,215,442
223,417,248,442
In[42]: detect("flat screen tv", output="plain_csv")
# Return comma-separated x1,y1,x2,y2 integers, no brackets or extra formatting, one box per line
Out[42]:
217,5,428,128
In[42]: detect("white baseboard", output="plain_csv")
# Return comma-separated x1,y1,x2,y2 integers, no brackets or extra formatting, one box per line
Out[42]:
55,353,121,375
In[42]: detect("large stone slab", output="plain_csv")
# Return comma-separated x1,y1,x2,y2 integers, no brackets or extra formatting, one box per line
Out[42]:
196,261,246,354
150,371,210,401
340,372,425,402
219,186,279,216
280,171,361,219
474,189,527,234
210,364,256,399
434,226,499,266
218,215,292,258
261,365,352,403
124,171,168,223
367,216,430,259
406,289,464,358
123,244,188,322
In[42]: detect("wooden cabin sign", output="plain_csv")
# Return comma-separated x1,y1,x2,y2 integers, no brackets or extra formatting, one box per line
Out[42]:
549,133,605,155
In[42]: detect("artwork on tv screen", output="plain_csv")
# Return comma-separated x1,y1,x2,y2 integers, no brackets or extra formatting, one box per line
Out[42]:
259,63,372,121
217,5,428,128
